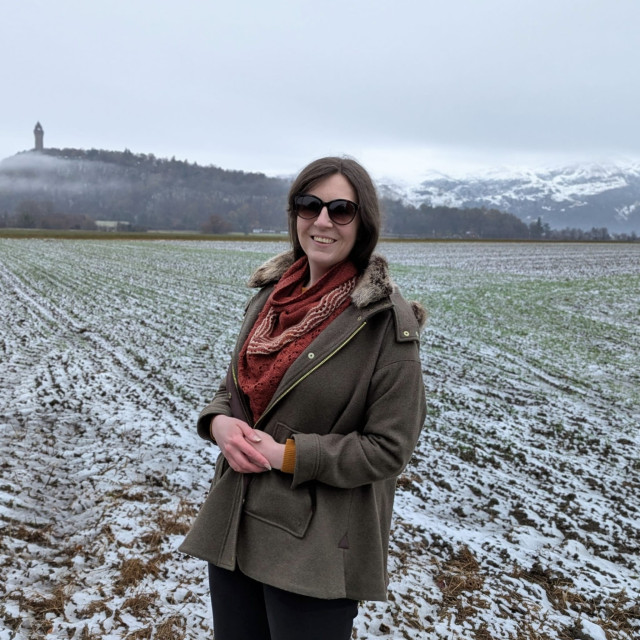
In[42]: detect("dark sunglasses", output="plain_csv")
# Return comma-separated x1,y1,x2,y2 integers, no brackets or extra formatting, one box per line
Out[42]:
293,194,359,225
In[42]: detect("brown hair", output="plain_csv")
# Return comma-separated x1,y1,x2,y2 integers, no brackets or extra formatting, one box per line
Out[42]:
287,156,381,272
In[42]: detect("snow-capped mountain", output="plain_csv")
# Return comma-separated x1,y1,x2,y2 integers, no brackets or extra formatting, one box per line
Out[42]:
379,162,640,233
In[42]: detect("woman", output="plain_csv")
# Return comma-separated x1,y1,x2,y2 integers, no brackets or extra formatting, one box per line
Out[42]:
180,156,427,640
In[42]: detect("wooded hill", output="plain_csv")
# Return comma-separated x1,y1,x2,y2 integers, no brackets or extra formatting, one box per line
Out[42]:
0,149,287,234
0,148,594,239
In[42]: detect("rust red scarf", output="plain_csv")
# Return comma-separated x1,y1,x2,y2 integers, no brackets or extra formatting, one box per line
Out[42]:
238,257,357,422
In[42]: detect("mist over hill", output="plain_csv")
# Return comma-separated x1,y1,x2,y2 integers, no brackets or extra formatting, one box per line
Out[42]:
0,149,288,233
1,149,638,238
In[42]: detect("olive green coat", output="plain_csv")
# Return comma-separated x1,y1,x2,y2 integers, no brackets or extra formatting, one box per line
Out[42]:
179,252,427,601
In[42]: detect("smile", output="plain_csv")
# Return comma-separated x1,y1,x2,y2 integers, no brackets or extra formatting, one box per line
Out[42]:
312,236,336,244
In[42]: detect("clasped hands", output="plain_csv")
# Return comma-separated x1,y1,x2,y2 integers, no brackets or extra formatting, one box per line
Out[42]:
210,414,285,474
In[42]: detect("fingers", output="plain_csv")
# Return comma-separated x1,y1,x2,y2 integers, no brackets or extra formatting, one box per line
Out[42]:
221,426,271,473
226,445,272,473
230,440,272,472
210,416,273,473
237,421,263,443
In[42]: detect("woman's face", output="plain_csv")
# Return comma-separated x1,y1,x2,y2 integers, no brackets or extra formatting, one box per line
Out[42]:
296,173,359,286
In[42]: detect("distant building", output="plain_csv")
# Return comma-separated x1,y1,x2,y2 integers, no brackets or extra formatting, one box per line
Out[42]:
95,220,132,232
34,122,44,151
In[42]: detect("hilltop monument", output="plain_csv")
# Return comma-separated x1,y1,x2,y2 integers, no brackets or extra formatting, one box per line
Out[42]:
34,122,44,151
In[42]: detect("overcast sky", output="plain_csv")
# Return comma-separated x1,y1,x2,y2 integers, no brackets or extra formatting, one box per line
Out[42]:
2,0,639,182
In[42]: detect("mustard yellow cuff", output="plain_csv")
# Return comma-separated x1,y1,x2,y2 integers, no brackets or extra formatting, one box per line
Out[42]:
281,439,296,474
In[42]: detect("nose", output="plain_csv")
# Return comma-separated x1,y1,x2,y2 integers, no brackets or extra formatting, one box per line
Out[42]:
315,206,333,227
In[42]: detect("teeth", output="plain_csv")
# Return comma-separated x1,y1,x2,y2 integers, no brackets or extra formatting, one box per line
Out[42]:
313,236,334,244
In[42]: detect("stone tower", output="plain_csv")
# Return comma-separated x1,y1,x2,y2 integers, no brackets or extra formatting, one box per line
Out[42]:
34,122,44,151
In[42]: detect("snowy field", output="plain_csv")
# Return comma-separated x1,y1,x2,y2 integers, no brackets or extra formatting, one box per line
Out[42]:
0,239,638,640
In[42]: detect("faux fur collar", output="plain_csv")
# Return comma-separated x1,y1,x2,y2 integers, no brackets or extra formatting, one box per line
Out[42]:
247,251,427,330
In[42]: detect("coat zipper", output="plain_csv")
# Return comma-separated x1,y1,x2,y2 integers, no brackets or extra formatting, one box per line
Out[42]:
253,321,368,430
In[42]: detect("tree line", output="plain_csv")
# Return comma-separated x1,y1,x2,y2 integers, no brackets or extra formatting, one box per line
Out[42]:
381,200,638,241
0,149,636,241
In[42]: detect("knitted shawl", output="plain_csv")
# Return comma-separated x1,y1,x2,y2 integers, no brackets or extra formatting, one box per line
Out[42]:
238,257,357,422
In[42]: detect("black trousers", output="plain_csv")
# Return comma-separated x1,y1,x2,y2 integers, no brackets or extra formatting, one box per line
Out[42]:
208,563,358,640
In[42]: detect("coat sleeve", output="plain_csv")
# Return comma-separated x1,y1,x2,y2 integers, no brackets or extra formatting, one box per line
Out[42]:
195,376,232,441
290,326,427,489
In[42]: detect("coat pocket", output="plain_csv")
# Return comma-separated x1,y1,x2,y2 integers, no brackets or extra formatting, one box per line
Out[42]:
242,420,314,538
243,471,314,538
272,420,297,443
